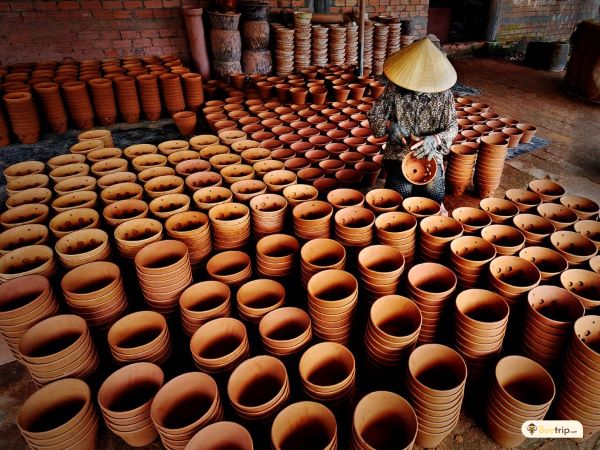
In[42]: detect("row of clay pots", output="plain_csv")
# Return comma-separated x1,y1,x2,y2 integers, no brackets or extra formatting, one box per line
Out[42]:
357,245,405,305
474,133,509,198
0,244,56,283
179,281,232,336
446,143,477,195
0,275,59,361
255,233,299,279
54,227,112,268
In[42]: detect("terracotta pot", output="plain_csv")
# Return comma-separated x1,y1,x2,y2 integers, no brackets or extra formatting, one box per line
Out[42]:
479,198,519,224
0,244,56,282
560,194,599,220
515,123,537,143
560,269,600,310
236,278,285,323
185,421,253,450
402,196,441,219
527,179,565,202
271,401,337,450
208,203,251,251
179,281,231,336
550,230,597,266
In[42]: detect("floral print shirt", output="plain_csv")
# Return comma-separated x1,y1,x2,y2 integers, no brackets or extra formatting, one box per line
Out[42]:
367,81,458,164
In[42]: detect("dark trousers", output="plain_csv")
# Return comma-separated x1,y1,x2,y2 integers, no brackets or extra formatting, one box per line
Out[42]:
384,160,445,203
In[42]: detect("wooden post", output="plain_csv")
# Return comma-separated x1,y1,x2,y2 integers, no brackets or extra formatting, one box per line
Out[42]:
485,0,503,41
358,0,366,75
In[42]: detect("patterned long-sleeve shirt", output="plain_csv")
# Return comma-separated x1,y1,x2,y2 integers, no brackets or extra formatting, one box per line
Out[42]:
367,81,458,165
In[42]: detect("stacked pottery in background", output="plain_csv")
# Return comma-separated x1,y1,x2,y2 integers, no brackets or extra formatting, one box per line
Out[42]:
255,233,299,279
300,238,346,288
486,355,555,448
3,92,41,144
33,82,68,134
453,289,509,385
387,21,401,55
345,23,359,66
372,23,389,75
419,215,464,263
401,20,414,47
407,344,466,448
446,144,478,195
554,315,600,439
474,133,509,198
274,27,295,76
374,211,417,267
312,26,329,67
208,12,243,79
294,12,312,72
259,306,312,358
363,21,374,71
328,25,346,66
240,5,271,75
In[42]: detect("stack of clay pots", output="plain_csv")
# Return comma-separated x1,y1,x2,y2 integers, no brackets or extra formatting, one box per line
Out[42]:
365,295,421,374
208,202,251,250
137,74,162,120
357,245,405,305
97,362,163,447
33,82,68,134
387,21,401,55
259,307,312,358
374,211,417,267
0,275,59,361
450,236,497,289
560,268,600,310
345,23,359,65
537,202,579,230
107,311,171,366
249,193,288,239
419,215,464,263
150,372,224,449
372,23,389,75
206,250,252,287
307,269,357,345
402,196,441,219
312,26,329,66
179,281,231,336
407,344,466,448
89,78,117,126
165,211,212,267
181,73,204,112
554,315,600,439
189,317,250,374
54,228,111,268
241,5,271,74
135,240,192,315
294,13,311,72
401,20,414,47
300,238,346,288
236,278,285,323
159,73,186,116
560,194,599,219
328,25,346,66
485,355,555,448
512,213,555,245
61,261,127,330
334,206,375,253
453,289,509,384
352,391,418,450
114,218,163,260
481,224,525,256
528,178,565,202
3,92,41,144
271,401,337,450
480,197,519,224
113,76,141,123
446,144,478,195
519,246,568,282
551,230,597,267
474,133,509,198
18,314,99,386
363,21,374,71
299,342,356,409
522,286,584,368
293,200,333,241
17,379,99,450
209,12,242,78
186,421,253,450
255,233,299,279
488,255,541,312
274,27,295,76
227,355,290,422
406,263,457,344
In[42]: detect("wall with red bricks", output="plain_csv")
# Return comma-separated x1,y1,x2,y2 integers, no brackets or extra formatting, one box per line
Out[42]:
496,0,599,43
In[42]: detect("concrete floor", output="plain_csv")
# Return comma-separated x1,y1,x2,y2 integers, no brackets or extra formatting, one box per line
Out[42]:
0,58,599,449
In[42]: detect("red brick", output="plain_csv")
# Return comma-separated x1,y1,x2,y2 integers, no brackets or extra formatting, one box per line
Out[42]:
102,1,123,8
134,9,154,17
80,1,102,9
34,2,58,11
141,29,160,37
163,0,181,7
92,9,113,18
11,2,34,11
121,30,140,39
113,10,133,18
133,38,153,47
153,8,174,17
152,37,172,46
113,39,133,48
123,0,143,8
59,1,80,9
144,0,162,7
159,29,178,37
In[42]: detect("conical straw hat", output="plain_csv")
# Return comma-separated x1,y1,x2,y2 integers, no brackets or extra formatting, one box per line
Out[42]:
383,38,457,93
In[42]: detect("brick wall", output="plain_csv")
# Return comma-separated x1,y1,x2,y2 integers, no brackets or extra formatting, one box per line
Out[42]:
0,0,206,65
496,0,599,43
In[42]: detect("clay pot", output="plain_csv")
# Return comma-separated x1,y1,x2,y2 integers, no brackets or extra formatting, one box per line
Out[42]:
402,196,441,219
505,188,542,212
54,228,111,268
401,151,437,185
0,203,49,229
527,179,565,202
3,161,45,180
450,207,491,234
419,216,464,262
481,224,526,256
479,198,519,224
560,194,599,220
49,208,99,238
114,218,163,259
185,421,253,450
236,279,285,323
0,244,56,282
560,269,600,310
263,169,298,193
0,224,49,256
47,153,86,169
516,123,537,143
271,401,337,450
6,174,50,196
293,200,333,241
179,281,231,336
255,233,299,279
488,256,541,310
450,236,497,289
550,230,597,266
208,203,251,251
512,213,555,245
258,307,311,357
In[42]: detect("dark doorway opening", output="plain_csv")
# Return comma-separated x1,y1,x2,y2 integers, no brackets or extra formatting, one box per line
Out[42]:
427,0,491,44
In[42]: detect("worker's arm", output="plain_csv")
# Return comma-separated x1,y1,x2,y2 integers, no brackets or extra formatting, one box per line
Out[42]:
414,90,458,160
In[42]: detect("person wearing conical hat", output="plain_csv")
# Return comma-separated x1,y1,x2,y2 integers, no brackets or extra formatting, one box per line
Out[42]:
367,38,458,204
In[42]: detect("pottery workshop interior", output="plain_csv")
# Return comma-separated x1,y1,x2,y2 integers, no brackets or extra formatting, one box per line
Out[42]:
0,0,599,449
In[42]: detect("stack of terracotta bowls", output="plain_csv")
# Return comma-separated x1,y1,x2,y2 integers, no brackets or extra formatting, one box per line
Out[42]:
0,244,56,282
357,245,405,305
554,315,600,439
450,236,497,289
249,193,288,239
560,194,599,219
560,268,600,310
474,133,509,198
259,307,312,358
293,200,333,240
406,263,457,344
300,238,346,288
135,240,193,315
407,344,466,448
206,251,252,288
54,228,111,268
18,314,99,386
17,379,99,450
446,144,478,195
488,256,541,312
522,285,584,369
150,372,223,450
333,206,375,252
107,311,171,365
519,246,568,282
419,216,464,263
97,362,164,447
34,82,68,134
61,261,128,330
504,188,542,212
208,202,251,251
307,269,358,345
453,289,509,385
164,211,212,267
0,203,49,229
486,355,555,448
271,401,337,450
3,92,41,144
0,275,59,361
186,421,253,450
537,202,579,230
114,218,163,260
327,189,365,211
550,230,597,267
374,211,417,266
528,178,565,202
481,224,526,256
512,213,555,245
236,279,285,324
364,188,403,213
190,317,250,375
365,295,421,374
256,234,299,279
402,196,441,219
351,391,418,450
227,355,290,423
179,281,231,336
299,342,356,409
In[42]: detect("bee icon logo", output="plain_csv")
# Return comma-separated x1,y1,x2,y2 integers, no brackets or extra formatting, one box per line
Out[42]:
527,423,537,435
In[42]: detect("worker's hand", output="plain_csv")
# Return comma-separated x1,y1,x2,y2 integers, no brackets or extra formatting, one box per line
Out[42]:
413,135,438,161
388,122,410,145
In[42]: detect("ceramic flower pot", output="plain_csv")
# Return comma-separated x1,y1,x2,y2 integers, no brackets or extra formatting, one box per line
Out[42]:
236,278,286,323
185,421,253,450
55,228,111,268
271,401,337,450
0,244,56,282
527,179,565,202
479,198,519,224
560,269,600,310
179,281,231,336
550,230,597,266
114,218,163,259
481,224,526,256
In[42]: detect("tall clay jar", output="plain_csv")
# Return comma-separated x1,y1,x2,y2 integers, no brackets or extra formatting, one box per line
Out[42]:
181,8,211,80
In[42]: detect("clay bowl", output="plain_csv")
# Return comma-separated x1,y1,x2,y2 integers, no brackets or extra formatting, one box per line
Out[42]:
49,208,99,238
504,188,542,212
185,421,253,450
186,172,224,192
401,152,437,185
407,263,457,299
481,224,526,255
575,220,600,250
0,224,49,255
512,213,555,244
528,179,565,202
103,199,149,226
0,245,55,281
54,176,96,196
560,194,599,220
518,246,568,280
137,167,175,185
408,343,467,398
236,279,286,323
375,212,418,240
550,231,597,265
369,295,422,344
299,342,355,395
259,307,312,352
560,269,600,310
488,256,541,295
455,289,509,332
402,197,441,219
479,198,519,224
449,236,496,268
537,203,579,230
99,182,143,205
271,401,337,450
189,317,249,372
